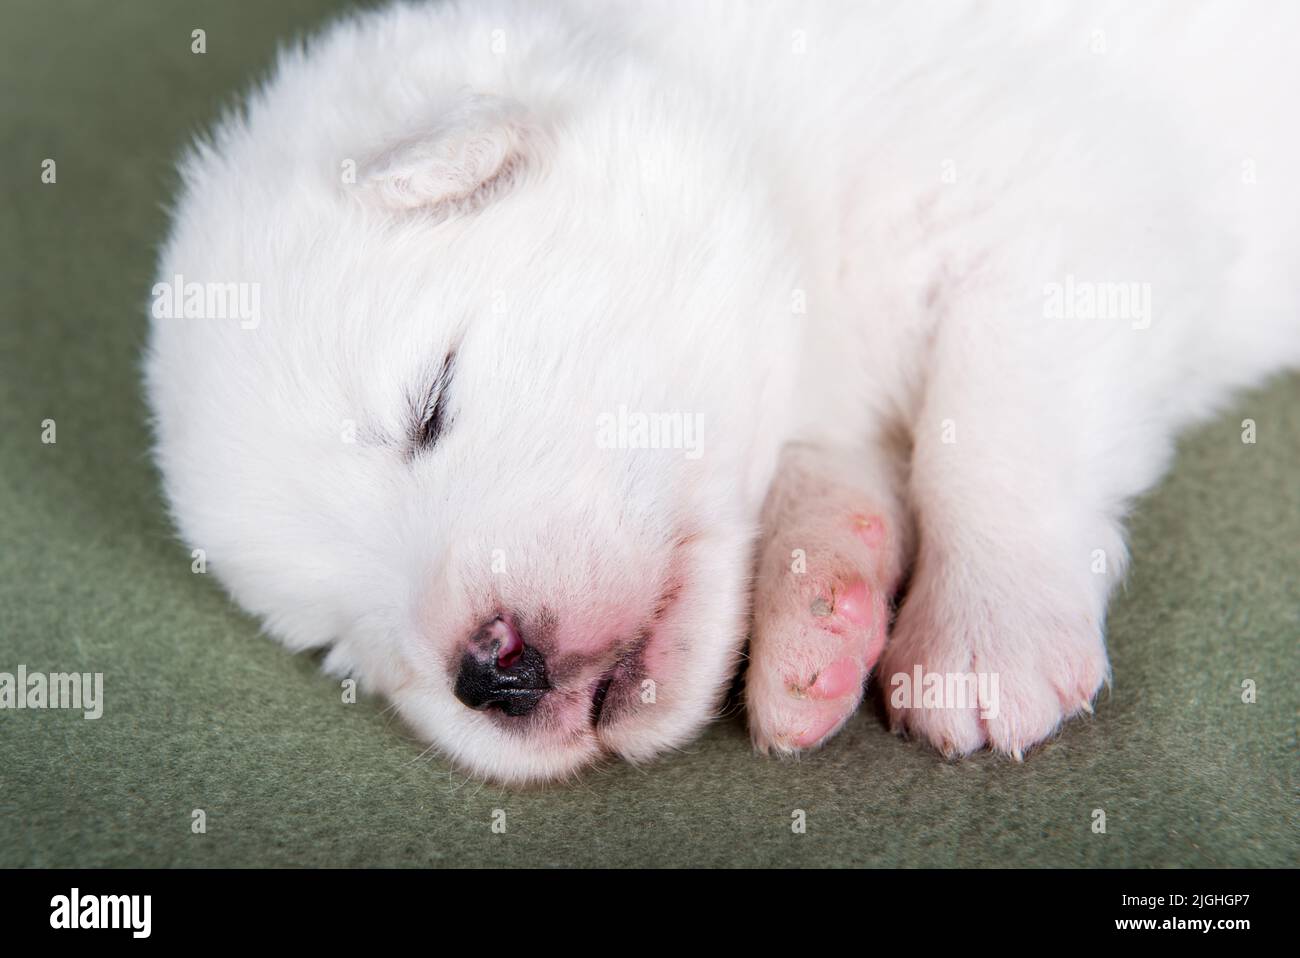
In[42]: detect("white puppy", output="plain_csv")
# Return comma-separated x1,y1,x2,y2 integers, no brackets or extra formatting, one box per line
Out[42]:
146,0,1300,783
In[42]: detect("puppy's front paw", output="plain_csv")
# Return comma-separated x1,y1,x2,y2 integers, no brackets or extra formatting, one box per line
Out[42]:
746,505,896,755
880,563,1110,759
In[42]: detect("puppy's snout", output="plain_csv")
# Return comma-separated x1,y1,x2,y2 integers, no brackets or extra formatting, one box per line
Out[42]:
454,616,549,716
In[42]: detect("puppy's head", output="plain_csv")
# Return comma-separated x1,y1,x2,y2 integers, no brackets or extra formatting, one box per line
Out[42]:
148,73,800,783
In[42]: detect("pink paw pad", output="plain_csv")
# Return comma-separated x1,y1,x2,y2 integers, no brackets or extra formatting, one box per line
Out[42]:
790,710,849,749
810,578,874,632
806,656,861,700
851,513,886,548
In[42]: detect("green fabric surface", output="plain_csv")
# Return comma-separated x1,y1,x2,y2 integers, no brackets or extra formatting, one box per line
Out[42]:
1,0,1296,868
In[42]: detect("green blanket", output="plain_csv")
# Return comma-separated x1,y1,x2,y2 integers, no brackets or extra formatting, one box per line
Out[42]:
2,0,1296,868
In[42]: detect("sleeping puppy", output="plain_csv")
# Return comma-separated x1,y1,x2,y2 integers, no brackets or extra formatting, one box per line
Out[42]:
146,0,1300,783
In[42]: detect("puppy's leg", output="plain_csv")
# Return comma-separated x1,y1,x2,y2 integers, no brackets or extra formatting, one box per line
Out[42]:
747,442,911,753
881,282,1125,759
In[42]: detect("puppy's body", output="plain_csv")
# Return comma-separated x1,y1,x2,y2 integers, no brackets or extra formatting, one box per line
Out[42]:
147,1,1300,780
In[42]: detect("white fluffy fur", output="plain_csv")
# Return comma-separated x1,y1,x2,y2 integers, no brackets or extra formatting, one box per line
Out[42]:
146,0,1300,782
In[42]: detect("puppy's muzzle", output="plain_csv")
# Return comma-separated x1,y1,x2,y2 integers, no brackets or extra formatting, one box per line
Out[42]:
453,615,549,716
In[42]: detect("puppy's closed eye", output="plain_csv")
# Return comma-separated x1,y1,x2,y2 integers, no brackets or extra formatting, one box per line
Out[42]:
413,350,456,453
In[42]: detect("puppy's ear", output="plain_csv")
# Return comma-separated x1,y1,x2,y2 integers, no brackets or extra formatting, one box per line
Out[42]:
359,94,537,215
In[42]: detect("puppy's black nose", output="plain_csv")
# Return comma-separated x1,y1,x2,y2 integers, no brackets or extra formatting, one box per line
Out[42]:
454,616,549,716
